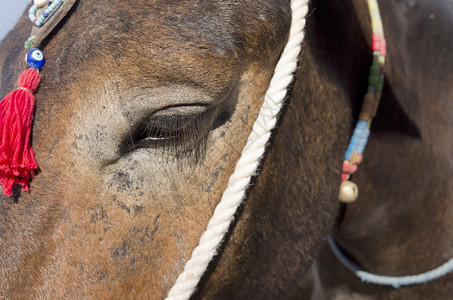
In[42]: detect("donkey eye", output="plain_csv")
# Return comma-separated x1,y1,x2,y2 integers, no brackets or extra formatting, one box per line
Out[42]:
139,117,194,142
120,112,212,155
143,124,179,141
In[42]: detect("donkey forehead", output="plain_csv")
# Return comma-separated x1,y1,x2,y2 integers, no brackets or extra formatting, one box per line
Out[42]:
60,0,291,62
43,0,292,110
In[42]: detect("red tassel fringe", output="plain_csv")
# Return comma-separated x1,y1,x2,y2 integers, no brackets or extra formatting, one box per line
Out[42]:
0,68,40,196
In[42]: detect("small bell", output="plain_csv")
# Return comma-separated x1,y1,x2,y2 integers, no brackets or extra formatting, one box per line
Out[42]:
339,180,359,203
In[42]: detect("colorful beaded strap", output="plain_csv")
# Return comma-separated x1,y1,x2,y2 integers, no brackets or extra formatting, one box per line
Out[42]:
28,0,64,28
338,0,386,203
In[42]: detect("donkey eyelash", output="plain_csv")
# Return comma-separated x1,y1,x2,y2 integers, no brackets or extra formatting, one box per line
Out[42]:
121,112,212,155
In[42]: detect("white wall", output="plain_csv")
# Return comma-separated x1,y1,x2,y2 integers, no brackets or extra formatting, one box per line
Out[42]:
0,0,31,42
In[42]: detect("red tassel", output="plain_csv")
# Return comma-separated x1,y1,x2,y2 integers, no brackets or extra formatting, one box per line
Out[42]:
0,68,40,196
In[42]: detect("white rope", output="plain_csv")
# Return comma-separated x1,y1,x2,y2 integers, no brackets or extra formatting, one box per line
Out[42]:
328,236,453,289
166,1,309,299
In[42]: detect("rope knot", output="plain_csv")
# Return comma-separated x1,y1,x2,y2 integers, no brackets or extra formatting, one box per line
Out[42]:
18,87,34,94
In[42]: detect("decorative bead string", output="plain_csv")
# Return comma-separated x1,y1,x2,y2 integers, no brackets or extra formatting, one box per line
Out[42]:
339,0,386,203
28,0,64,27
166,0,309,299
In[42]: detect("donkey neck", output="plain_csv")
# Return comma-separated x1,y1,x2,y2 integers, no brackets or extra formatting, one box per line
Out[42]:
336,0,453,278
319,1,453,297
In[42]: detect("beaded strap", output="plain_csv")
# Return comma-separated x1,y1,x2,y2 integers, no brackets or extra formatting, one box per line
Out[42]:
28,0,64,28
339,0,386,203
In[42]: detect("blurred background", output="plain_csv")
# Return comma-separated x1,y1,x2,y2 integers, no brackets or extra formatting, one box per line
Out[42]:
0,0,30,42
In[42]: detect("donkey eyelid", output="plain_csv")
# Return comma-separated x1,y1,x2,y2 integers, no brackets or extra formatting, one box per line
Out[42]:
149,104,209,118
120,107,214,155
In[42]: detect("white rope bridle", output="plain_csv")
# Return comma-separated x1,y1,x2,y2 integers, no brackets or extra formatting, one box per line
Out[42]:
166,0,309,299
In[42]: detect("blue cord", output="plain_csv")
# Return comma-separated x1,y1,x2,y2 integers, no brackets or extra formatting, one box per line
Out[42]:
328,236,453,289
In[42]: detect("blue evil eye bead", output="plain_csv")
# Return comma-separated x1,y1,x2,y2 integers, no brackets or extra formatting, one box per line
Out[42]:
25,48,45,69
